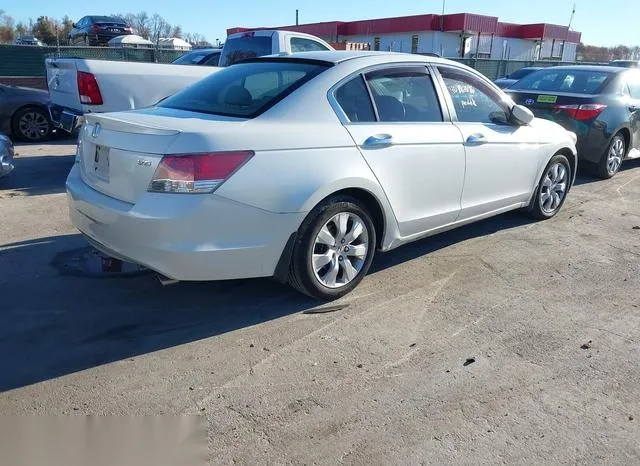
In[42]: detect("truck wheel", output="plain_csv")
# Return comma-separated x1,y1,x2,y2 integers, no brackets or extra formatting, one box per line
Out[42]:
12,107,52,142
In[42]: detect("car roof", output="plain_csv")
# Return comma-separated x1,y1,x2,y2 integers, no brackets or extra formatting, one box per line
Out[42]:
267,50,450,65
536,64,624,73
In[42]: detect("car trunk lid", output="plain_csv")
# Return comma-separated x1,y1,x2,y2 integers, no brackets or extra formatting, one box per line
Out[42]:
508,90,601,130
79,109,250,203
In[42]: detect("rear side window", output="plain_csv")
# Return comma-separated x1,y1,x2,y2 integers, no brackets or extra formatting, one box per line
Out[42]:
219,35,273,67
335,76,376,122
366,68,443,122
160,60,329,118
513,69,612,94
291,37,330,52
626,71,640,99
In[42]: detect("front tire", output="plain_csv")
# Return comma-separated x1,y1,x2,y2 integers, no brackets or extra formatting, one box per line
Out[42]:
596,132,625,179
528,154,572,220
289,196,376,301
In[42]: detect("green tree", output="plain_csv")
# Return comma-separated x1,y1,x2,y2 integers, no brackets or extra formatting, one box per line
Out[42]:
32,16,57,45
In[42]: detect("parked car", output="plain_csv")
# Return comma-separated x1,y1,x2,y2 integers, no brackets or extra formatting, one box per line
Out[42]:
171,48,222,66
47,30,334,132
494,67,544,89
0,133,14,178
507,65,640,178
69,16,133,46
0,84,52,142
609,60,640,68
15,36,45,46
66,51,577,300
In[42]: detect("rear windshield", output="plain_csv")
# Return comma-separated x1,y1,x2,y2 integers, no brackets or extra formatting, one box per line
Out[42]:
219,35,273,67
172,51,218,65
512,69,612,94
91,16,124,23
159,60,329,118
509,68,537,80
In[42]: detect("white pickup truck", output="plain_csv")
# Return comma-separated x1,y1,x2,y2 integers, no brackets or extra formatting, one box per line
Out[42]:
47,30,333,131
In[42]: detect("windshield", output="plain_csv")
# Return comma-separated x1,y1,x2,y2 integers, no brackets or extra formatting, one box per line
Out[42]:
219,35,273,67
159,60,330,118
511,69,613,94
509,68,537,80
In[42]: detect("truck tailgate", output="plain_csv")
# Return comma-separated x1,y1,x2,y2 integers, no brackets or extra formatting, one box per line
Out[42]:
46,58,82,112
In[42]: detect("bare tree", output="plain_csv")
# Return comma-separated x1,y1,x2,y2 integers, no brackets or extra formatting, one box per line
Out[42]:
149,13,169,44
132,12,150,39
171,25,183,38
0,10,15,43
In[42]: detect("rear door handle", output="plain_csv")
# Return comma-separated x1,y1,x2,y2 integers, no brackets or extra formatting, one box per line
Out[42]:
466,133,488,145
363,134,394,147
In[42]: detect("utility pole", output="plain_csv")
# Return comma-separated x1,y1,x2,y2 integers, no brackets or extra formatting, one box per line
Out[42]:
296,10,299,26
563,3,576,61
440,0,445,31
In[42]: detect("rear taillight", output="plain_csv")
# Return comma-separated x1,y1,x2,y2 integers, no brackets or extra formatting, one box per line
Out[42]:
148,151,254,193
77,71,103,105
553,103,607,121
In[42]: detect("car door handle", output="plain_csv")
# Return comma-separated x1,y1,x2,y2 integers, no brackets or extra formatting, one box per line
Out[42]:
466,133,488,145
363,134,394,147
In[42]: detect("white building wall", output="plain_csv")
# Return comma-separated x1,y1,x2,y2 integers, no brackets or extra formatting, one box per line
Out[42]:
340,31,463,57
562,42,578,61
339,31,578,61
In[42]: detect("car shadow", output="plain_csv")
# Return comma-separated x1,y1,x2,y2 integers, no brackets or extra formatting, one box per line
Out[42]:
573,158,640,186
0,210,536,392
0,154,75,195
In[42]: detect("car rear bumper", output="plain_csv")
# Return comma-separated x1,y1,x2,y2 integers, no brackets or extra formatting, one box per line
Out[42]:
66,164,304,281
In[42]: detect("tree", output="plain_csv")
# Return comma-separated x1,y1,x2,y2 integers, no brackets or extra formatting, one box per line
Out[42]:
59,15,73,45
149,13,169,44
32,16,57,45
0,10,15,43
15,22,27,37
131,12,150,39
171,25,182,38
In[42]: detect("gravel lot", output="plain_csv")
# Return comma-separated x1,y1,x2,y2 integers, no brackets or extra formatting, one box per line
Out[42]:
1,142,639,463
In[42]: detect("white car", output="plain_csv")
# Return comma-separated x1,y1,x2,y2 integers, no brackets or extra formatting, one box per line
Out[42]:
66,51,577,300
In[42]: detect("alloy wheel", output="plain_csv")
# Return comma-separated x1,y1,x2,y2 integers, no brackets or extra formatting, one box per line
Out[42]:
312,212,369,289
607,136,624,175
18,111,50,141
540,162,568,214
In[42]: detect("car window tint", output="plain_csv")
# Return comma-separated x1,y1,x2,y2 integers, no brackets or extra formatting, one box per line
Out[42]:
439,67,510,124
513,69,612,94
290,37,330,52
219,35,273,67
335,76,376,122
160,60,328,118
509,68,535,80
365,68,443,122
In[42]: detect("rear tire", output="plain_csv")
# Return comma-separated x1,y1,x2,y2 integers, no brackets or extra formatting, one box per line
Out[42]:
289,195,376,301
11,106,52,142
528,154,572,220
595,132,625,179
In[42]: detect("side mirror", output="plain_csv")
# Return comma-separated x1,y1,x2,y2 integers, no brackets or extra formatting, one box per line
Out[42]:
72,23,76,28
511,104,534,125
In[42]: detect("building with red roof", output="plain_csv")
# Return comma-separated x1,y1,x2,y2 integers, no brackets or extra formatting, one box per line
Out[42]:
229,12,582,61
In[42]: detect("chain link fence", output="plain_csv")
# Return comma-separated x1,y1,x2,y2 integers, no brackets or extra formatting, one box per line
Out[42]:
1,44,605,81
0,45,184,77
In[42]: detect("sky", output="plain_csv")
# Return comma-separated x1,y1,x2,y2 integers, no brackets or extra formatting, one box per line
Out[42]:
4,0,638,47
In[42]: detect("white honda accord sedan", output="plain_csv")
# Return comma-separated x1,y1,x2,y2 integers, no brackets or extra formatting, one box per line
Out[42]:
67,51,577,300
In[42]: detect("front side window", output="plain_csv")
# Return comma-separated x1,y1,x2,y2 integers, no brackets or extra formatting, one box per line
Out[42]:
334,76,376,122
160,60,329,118
290,37,330,52
438,66,510,124
365,68,443,122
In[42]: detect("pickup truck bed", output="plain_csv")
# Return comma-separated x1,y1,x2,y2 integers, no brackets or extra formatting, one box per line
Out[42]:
46,58,220,125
